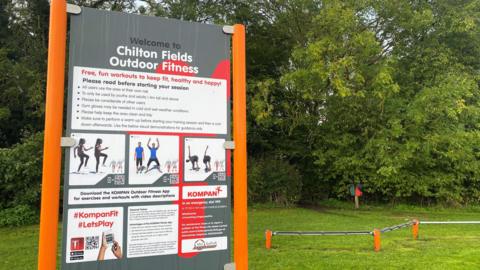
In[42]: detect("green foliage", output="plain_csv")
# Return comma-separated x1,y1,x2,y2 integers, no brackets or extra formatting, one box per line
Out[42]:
71,0,138,12
0,204,38,226
2,0,480,219
248,0,480,205
248,157,302,206
0,132,43,215
0,0,49,147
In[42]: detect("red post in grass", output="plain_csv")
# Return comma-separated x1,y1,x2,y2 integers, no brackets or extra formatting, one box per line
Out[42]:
265,230,272,249
373,229,381,252
412,220,419,240
354,195,359,209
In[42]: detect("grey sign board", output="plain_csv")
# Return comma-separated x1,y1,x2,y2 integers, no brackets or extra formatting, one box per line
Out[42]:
61,7,232,270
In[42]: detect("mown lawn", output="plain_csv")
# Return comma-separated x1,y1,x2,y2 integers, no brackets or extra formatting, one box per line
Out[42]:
249,203,480,269
2,203,480,269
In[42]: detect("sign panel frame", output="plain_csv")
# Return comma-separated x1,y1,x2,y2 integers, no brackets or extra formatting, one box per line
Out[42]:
37,2,247,270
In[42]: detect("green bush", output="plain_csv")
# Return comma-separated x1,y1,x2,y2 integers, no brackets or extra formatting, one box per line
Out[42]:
0,132,43,226
0,204,38,227
248,157,302,206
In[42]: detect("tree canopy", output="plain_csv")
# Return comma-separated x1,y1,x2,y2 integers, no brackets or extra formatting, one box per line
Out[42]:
1,0,480,219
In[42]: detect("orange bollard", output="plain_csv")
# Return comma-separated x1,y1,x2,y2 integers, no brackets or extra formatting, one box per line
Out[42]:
265,230,273,249
373,229,381,252
412,219,419,240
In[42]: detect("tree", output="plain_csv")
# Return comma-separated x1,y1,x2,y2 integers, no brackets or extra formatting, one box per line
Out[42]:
259,0,480,204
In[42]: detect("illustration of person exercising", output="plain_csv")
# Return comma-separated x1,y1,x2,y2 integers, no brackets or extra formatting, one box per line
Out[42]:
73,138,92,172
134,142,145,173
172,160,178,173
146,138,162,173
94,138,109,173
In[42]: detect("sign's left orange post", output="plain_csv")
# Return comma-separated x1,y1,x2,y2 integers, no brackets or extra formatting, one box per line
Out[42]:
38,0,67,269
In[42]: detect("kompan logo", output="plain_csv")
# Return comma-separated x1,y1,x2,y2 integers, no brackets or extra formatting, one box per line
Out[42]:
193,239,218,251
187,186,223,198
183,185,227,199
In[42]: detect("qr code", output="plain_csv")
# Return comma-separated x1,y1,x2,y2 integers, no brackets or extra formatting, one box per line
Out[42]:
85,236,99,250
217,172,226,181
106,175,125,185
114,175,125,185
169,174,179,184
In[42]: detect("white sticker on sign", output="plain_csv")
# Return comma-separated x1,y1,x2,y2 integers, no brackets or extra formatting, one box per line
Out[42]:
127,205,179,258
69,187,179,205
181,236,228,253
71,66,227,134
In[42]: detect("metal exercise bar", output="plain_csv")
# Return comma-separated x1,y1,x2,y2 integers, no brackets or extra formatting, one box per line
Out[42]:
420,221,480,225
273,231,373,236
266,219,480,252
380,221,414,233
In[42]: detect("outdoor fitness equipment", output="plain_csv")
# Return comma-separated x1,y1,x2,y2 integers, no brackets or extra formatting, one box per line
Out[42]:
265,219,480,252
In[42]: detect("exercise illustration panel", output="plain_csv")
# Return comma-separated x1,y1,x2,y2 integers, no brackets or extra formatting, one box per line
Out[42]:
184,138,226,182
69,133,125,186
128,135,179,185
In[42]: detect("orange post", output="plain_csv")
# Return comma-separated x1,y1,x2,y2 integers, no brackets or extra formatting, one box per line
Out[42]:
37,0,67,269
233,24,248,270
373,229,381,252
412,219,419,240
265,230,272,249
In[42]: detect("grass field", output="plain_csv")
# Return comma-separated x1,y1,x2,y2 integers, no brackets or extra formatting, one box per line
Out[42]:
250,202,480,269
2,202,480,269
